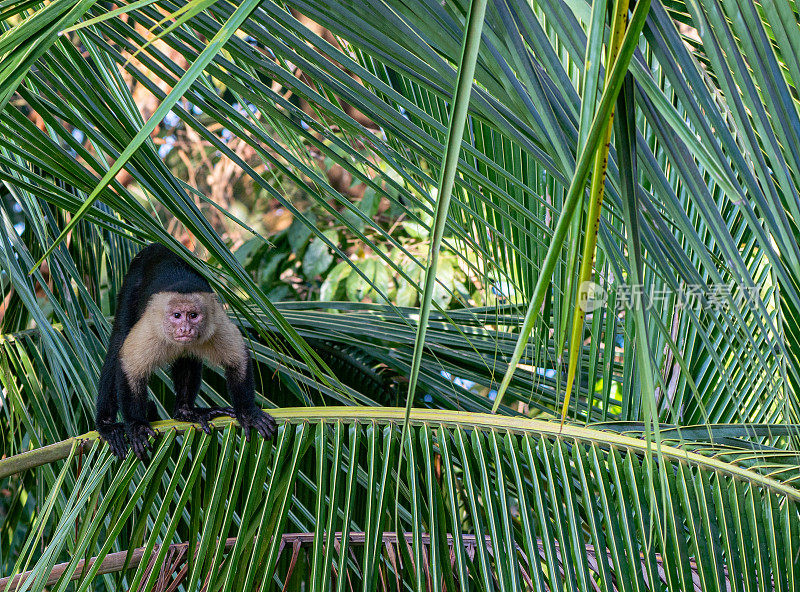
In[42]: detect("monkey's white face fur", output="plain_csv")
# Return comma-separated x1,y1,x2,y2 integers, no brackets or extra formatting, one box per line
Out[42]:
162,293,211,344
120,291,247,384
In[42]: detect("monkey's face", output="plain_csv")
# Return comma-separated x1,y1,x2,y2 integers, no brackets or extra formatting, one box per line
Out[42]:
163,295,208,344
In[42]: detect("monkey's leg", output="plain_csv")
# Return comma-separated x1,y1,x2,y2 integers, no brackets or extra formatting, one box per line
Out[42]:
96,345,128,458
117,368,156,460
226,359,277,441
171,357,234,434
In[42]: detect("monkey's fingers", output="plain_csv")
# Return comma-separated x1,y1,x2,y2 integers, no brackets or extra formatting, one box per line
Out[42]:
256,412,277,439
97,423,129,459
236,409,259,441
109,435,129,458
131,440,149,461
186,411,214,435
107,432,129,459
198,418,212,435
206,406,236,419
174,406,235,435
128,423,156,461
238,409,277,440
198,407,235,435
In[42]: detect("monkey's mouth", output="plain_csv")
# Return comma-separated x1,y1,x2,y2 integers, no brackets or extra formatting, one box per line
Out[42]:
173,335,197,343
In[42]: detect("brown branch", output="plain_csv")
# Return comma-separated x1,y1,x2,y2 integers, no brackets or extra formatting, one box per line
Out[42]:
0,533,507,591
0,531,707,592
0,539,234,592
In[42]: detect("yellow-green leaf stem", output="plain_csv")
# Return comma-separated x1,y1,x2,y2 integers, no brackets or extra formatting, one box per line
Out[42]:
557,0,610,374
562,0,630,422
0,407,797,501
60,0,162,34
123,0,221,68
491,0,650,413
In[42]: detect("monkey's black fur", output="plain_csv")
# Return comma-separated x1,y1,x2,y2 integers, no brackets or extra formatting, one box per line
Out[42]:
96,243,276,459
132,244,212,314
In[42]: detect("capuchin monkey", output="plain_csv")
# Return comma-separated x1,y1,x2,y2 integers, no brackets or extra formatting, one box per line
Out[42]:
96,243,277,459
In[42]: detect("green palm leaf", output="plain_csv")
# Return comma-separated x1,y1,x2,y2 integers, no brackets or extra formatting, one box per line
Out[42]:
2,410,798,591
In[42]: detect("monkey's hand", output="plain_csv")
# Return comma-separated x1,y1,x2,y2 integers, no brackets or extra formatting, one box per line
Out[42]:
173,406,235,435
126,421,157,460
97,421,128,459
235,407,277,441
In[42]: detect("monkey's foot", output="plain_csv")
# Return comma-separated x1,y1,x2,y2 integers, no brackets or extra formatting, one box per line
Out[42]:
173,405,235,435
127,421,157,460
97,422,128,459
235,408,277,441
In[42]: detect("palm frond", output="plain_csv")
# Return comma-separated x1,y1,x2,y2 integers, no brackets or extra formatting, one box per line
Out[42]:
2,410,798,591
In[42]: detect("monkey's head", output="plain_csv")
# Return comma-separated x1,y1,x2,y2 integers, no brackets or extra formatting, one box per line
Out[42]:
161,293,212,344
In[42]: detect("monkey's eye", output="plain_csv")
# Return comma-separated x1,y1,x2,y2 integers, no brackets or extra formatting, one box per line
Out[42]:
173,312,181,319
189,312,198,319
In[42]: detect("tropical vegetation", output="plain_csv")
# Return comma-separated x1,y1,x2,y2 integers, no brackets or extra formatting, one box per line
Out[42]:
2,0,800,589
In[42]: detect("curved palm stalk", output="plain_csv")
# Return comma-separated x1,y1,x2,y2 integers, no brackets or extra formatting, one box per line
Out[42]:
562,0,629,421
491,0,650,413
1,409,798,591
403,0,488,429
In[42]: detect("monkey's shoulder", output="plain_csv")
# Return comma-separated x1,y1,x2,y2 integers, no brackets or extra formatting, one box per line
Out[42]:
119,313,176,380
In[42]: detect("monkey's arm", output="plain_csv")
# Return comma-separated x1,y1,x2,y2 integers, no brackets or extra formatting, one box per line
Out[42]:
116,320,164,459
116,363,156,460
96,251,150,458
96,338,129,457
202,315,276,440
224,353,276,440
